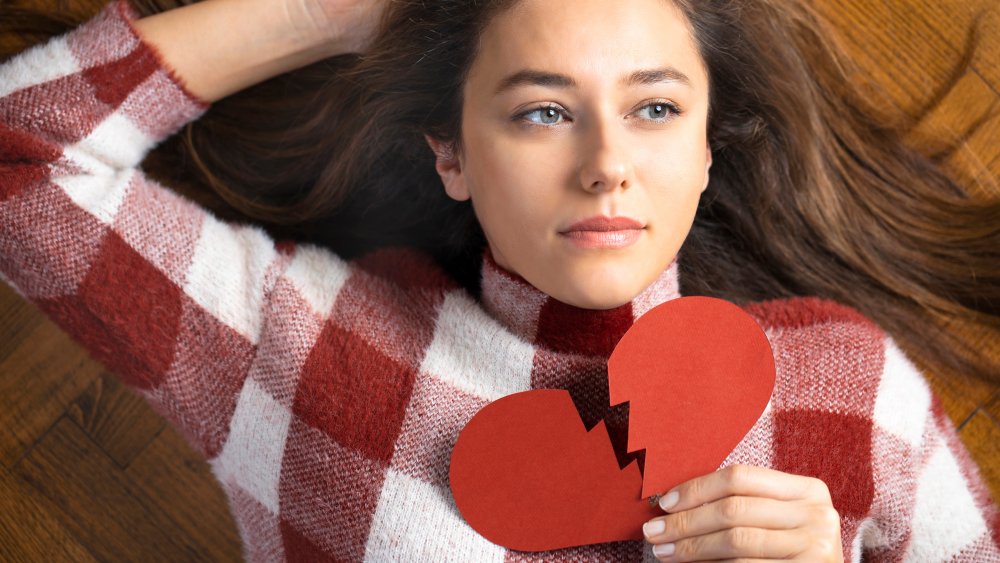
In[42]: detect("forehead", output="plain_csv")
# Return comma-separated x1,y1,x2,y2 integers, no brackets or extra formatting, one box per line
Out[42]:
470,0,706,91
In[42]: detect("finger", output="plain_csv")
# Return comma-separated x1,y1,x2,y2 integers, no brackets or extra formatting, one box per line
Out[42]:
643,497,807,544
658,464,830,513
651,527,805,562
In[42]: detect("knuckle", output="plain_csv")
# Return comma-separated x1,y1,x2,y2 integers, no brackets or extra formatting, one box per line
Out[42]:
815,537,839,555
670,512,691,538
808,477,832,501
674,535,699,560
726,526,759,552
725,464,752,489
812,505,842,533
684,479,704,503
809,535,842,559
719,496,747,524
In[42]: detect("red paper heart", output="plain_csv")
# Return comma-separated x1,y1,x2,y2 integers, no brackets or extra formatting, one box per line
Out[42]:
450,296,775,552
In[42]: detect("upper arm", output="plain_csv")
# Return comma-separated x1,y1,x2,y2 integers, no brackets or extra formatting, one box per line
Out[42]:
866,338,999,560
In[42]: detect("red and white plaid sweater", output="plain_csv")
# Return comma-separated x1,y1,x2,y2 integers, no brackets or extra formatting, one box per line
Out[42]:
1,2,998,561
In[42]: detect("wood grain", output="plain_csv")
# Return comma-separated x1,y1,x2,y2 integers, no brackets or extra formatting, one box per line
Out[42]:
68,371,167,468
12,417,208,561
960,410,1000,506
0,289,103,469
127,422,243,562
0,467,99,563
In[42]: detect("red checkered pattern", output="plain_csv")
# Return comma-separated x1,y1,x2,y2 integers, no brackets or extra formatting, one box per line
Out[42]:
1,2,998,561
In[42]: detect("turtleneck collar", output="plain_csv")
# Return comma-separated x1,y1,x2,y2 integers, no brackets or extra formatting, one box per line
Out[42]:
478,248,683,357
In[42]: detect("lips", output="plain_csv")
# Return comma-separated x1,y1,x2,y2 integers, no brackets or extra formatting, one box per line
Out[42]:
560,216,645,250
562,216,645,233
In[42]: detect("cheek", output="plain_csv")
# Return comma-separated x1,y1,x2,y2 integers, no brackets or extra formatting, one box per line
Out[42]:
636,136,707,226
640,145,705,197
465,134,568,235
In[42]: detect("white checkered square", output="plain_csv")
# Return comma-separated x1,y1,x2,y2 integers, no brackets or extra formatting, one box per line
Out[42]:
0,36,81,98
52,162,132,226
873,338,931,449
284,244,351,319
183,216,277,345
76,109,156,169
363,468,505,562
906,445,988,560
211,377,292,515
419,291,534,401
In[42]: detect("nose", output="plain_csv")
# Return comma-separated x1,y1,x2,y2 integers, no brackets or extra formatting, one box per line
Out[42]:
577,118,633,193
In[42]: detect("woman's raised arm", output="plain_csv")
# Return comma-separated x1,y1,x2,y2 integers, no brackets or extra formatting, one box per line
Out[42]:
132,0,385,102
0,0,378,457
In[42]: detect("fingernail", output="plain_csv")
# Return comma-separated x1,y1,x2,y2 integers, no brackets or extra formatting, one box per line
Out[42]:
652,543,675,558
642,519,665,538
659,491,679,511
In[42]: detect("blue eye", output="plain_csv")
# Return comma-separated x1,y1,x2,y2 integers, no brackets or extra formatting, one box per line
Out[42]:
519,105,566,126
636,101,680,121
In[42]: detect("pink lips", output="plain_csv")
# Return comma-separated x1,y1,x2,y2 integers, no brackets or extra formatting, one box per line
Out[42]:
559,216,645,249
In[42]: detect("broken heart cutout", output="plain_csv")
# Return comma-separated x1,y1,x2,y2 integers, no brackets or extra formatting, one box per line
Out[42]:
449,296,776,552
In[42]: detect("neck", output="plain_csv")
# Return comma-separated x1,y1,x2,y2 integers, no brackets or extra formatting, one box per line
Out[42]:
479,249,682,357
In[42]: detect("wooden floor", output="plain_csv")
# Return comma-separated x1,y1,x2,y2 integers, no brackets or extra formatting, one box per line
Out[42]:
1,0,999,561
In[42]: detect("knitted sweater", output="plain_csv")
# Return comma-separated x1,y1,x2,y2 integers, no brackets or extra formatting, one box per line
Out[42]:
1,2,998,561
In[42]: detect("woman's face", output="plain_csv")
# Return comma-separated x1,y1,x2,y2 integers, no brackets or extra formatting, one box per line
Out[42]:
428,0,711,309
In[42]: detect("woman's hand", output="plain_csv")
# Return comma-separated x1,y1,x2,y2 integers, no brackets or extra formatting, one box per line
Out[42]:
287,0,389,54
642,464,843,562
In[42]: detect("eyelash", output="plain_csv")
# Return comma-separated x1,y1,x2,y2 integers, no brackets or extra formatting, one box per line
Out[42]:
514,100,683,127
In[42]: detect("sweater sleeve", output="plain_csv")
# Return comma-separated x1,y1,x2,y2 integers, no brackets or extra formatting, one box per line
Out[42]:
0,0,323,458
864,338,1000,560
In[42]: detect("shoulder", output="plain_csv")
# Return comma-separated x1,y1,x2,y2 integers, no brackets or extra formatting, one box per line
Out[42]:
740,295,887,358
272,244,462,328
740,296,932,425
740,295,879,334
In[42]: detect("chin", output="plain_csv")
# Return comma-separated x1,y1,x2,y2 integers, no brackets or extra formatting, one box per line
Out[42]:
559,283,640,311
521,251,660,309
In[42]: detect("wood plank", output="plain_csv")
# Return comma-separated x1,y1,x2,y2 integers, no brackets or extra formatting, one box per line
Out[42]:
127,425,243,562
0,284,44,360
67,370,167,469
900,69,1000,199
985,392,1000,423
973,8,1000,92
0,287,103,469
957,410,1000,506
814,0,974,122
944,108,1000,198
904,71,998,158
911,0,1000,92
13,417,211,562
0,467,99,563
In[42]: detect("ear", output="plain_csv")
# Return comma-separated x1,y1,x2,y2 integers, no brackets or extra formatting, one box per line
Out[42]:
702,144,713,193
425,135,470,202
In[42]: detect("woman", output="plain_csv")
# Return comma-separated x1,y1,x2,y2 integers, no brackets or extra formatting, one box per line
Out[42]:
1,0,997,560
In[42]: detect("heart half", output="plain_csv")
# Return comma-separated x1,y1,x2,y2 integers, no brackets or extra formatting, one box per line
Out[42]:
449,296,776,552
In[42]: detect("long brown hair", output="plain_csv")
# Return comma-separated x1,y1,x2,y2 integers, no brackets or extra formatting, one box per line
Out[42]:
4,0,998,382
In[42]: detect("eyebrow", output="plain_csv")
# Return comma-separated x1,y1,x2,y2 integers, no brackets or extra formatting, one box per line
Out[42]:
494,67,692,96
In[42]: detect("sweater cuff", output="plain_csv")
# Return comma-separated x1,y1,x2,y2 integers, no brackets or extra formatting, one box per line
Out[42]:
63,0,211,143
